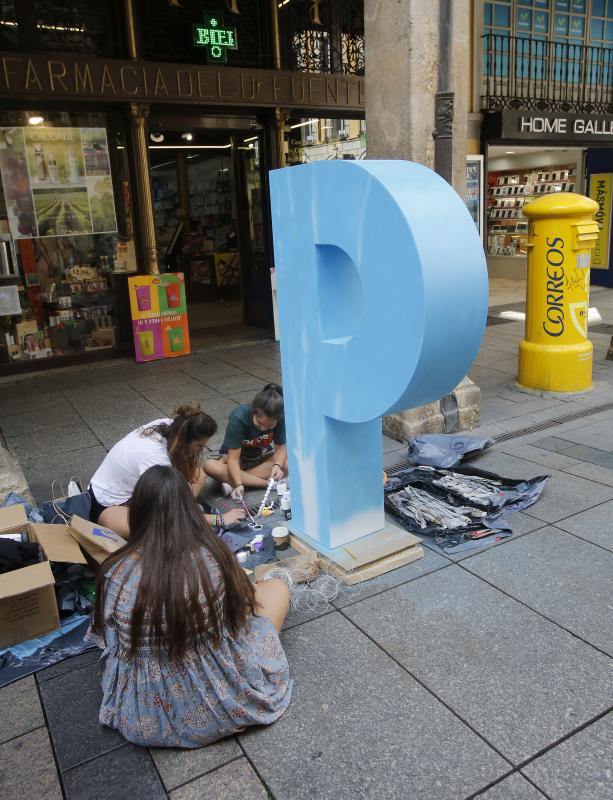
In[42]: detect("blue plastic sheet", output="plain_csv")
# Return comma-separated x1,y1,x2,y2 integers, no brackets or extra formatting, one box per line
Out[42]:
407,434,495,469
0,491,44,522
0,617,95,689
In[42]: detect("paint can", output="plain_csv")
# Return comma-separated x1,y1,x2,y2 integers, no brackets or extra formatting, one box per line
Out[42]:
280,491,291,520
272,526,289,550
276,481,288,498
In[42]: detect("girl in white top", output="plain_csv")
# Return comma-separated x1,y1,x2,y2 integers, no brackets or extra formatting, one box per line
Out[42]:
89,405,244,538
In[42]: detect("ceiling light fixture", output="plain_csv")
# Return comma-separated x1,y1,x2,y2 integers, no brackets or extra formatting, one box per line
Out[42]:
28,115,44,126
149,144,232,150
290,118,318,129
150,130,165,143
181,132,193,141
505,150,515,154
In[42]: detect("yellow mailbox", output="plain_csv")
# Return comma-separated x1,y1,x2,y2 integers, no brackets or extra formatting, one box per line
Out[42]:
518,193,599,393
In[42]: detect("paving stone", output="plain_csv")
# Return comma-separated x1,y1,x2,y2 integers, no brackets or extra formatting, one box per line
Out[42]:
0,389,66,416
554,499,613,551
24,444,107,504
63,743,166,800
37,650,100,683
282,605,335,631
469,450,549,480
522,469,613,524
558,420,613,451
87,413,160,448
0,406,77,437
63,383,141,402
561,443,613,470
344,566,613,764
169,757,263,799
333,546,450,609
150,737,241,791
498,443,581,470
560,460,613,488
181,362,247,380
0,728,62,799
497,511,546,536
464,527,613,655
533,436,580,453
478,773,547,799
0,676,44,744
39,661,124,770
383,448,410,468
240,612,508,800
523,712,613,800
75,397,160,424
204,375,266,394
6,422,100,460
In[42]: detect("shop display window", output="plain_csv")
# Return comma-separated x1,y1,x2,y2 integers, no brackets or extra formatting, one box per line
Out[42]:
486,163,576,256
0,111,135,365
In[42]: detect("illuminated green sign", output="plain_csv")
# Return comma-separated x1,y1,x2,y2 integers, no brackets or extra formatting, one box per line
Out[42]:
193,15,238,63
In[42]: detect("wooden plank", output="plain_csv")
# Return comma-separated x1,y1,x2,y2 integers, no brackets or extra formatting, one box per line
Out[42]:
289,534,424,586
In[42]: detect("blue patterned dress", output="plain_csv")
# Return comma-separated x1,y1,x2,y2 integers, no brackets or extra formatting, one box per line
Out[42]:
87,549,293,748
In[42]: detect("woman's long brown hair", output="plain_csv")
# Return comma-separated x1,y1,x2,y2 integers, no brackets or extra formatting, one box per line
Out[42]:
143,405,217,484
92,465,256,662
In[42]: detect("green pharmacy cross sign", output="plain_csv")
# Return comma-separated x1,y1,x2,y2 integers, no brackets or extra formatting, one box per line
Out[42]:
193,15,238,63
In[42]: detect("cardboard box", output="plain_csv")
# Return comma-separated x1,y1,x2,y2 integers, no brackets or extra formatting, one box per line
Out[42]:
69,515,127,564
0,504,87,650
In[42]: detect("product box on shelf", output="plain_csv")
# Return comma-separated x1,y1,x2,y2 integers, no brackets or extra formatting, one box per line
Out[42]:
0,504,86,649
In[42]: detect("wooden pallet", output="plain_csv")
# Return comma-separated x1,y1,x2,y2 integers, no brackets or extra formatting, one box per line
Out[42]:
288,523,423,586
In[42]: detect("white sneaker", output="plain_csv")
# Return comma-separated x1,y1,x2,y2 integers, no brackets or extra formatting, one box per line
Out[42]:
221,482,233,497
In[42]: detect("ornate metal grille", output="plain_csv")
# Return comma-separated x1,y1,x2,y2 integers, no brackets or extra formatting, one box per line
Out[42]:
138,0,271,68
0,0,125,57
483,33,613,115
279,0,364,75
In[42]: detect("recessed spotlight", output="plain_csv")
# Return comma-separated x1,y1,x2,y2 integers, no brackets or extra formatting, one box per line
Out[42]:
181,132,193,141
28,116,44,125
505,150,515,154
150,130,164,143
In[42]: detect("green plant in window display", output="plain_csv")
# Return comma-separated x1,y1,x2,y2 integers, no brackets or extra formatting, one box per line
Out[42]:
89,177,117,233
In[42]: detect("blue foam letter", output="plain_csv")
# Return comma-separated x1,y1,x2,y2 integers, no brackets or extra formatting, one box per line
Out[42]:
270,161,487,552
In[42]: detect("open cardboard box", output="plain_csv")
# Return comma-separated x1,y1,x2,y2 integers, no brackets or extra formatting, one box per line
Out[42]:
0,504,87,650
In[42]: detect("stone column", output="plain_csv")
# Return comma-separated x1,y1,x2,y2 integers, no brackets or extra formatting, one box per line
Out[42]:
365,0,481,438
127,103,160,275
124,0,159,275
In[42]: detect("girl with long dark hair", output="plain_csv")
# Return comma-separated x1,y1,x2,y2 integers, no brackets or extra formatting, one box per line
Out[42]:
89,405,244,537
90,464,292,747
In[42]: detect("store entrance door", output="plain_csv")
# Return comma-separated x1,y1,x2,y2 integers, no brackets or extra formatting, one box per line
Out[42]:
148,120,272,338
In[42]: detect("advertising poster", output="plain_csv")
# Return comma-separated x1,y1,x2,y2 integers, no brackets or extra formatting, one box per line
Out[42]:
466,155,484,237
588,172,612,271
128,273,191,362
0,126,117,239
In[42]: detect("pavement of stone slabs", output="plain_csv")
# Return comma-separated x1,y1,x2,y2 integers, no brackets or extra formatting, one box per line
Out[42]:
1,290,613,798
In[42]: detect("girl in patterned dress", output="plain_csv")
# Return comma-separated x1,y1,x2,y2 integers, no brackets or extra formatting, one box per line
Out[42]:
90,464,292,748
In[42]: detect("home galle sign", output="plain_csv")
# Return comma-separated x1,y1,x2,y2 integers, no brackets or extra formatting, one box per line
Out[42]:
496,110,613,142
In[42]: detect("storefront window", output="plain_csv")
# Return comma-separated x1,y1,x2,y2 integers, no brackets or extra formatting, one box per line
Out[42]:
0,111,134,365
286,117,365,165
486,161,577,257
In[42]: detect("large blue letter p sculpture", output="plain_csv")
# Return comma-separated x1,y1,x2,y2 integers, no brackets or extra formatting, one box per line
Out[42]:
270,161,488,560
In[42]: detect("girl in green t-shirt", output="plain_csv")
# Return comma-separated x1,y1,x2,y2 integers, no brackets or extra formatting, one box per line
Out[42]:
204,384,287,500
